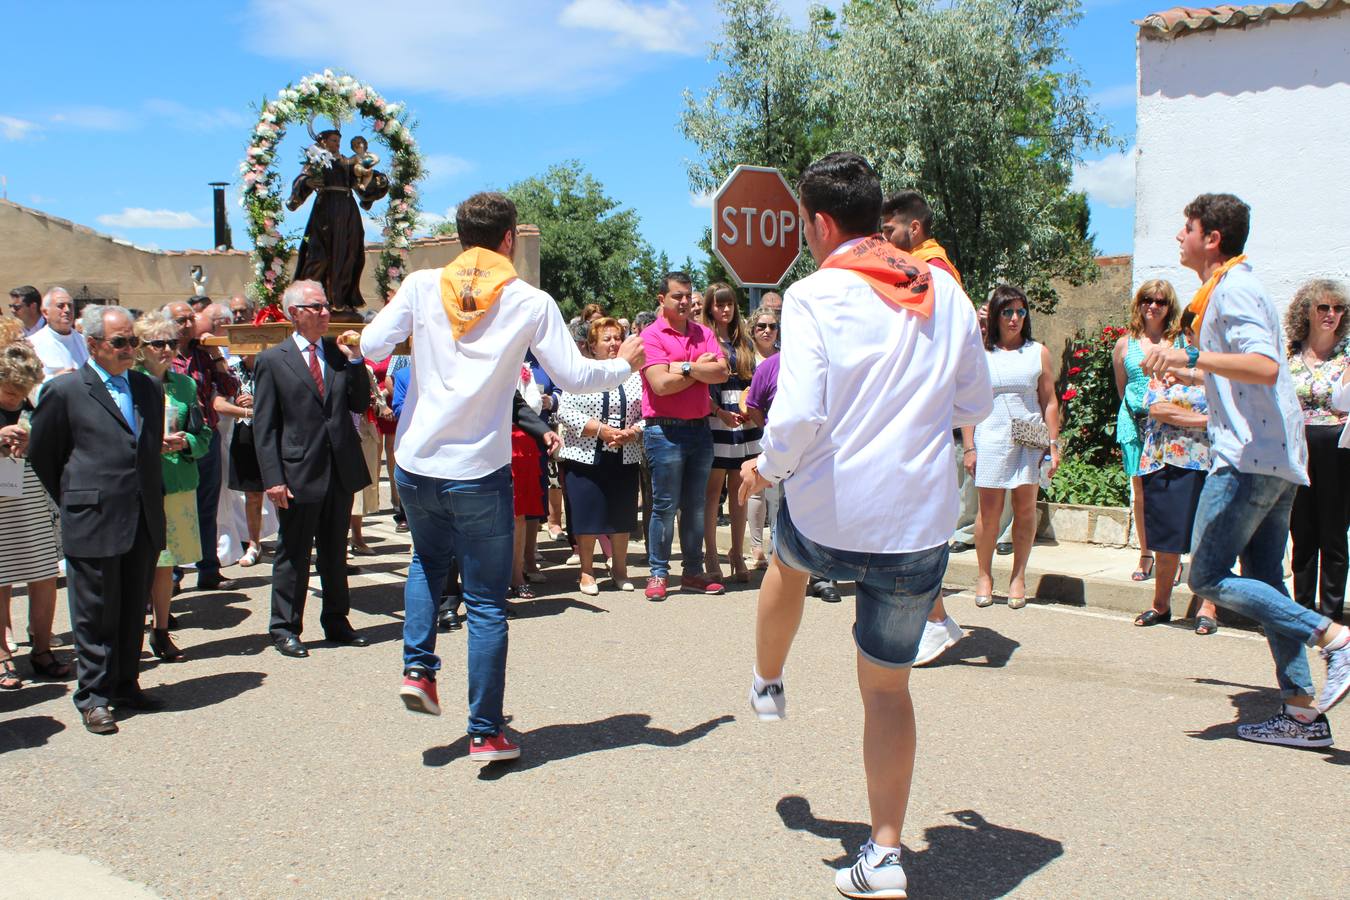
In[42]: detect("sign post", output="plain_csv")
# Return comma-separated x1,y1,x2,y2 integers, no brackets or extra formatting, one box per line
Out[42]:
711,165,803,301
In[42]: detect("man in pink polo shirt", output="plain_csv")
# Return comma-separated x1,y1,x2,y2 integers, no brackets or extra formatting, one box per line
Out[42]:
640,272,730,600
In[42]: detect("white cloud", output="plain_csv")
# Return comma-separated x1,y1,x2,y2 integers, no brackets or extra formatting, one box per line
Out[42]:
0,115,39,141
414,206,457,235
1091,83,1136,110
143,99,251,132
1071,148,1135,209
242,0,712,99
559,0,698,52
422,154,474,185
689,189,714,209
48,106,135,131
96,208,209,229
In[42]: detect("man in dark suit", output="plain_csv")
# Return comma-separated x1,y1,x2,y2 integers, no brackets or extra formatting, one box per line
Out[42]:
30,305,167,735
252,280,372,658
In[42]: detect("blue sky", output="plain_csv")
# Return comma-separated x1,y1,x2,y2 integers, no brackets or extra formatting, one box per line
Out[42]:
1,0,1157,269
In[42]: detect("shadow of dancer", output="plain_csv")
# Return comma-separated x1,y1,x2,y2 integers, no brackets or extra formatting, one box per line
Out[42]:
0,715,65,753
1186,677,1350,765
777,797,1064,899
932,626,1019,669
423,712,734,777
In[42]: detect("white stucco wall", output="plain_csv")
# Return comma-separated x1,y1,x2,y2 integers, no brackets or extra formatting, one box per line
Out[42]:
1133,10,1350,308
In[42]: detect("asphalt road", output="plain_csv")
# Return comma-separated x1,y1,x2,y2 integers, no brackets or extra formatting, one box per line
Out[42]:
3,514,1348,898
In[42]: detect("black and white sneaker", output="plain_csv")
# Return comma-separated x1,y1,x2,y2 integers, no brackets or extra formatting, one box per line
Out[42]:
1236,711,1333,749
749,680,786,721
835,841,908,898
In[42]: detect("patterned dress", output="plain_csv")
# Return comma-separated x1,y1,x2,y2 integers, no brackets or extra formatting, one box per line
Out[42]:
1139,378,1211,475
708,340,763,469
974,341,1045,489
0,404,60,585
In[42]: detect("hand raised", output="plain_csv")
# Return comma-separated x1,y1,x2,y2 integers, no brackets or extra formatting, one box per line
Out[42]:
618,335,646,372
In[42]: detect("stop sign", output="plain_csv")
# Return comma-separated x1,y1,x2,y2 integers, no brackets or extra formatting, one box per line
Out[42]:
711,165,802,288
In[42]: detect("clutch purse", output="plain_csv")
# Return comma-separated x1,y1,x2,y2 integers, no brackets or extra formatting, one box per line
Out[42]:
1010,415,1050,450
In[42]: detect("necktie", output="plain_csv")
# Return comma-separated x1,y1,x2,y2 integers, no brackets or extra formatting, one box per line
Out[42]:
307,343,325,399
110,375,138,436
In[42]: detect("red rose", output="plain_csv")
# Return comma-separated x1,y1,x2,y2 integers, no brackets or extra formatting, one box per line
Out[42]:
1073,348,1089,358
1067,366,1082,376
1061,387,1079,400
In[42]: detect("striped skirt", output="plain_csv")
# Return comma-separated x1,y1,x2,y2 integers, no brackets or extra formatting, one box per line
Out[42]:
0,462,60,585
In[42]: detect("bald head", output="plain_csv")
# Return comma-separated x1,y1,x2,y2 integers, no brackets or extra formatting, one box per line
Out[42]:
42,287,75,334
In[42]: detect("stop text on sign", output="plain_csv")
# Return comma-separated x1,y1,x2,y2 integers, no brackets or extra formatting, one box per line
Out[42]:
719,206,799,250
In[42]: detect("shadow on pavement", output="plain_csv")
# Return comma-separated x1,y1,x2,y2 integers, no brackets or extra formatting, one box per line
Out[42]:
422,712,735,777
1186,678,1350,765
931,626,1019,669
173,592,254,631
148,671,267,713
0,715,65,753
509,596,607,618
0,681,67,714
777,797,1064,898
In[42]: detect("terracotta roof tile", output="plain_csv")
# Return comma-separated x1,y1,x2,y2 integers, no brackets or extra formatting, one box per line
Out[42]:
1139,0,1349,37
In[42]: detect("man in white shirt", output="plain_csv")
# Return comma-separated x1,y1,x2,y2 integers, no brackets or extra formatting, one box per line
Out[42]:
7,285,46,337
28,287,89,383
1143,193,1350,748
362,192,643,763
739,152,991,898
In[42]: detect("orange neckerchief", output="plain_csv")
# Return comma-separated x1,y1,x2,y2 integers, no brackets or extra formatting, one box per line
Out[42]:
439,247,519,340
911,238,962,287
1185,254,1248,336
820,236,934,317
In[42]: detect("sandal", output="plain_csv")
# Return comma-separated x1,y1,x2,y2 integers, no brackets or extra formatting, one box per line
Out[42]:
1195,615,1219,636
1131,554,1155,582
1133,608,1171,627
510,583,535,600
239,543,262,567
29,649,73,680
0,657,20,690
729,555,750,584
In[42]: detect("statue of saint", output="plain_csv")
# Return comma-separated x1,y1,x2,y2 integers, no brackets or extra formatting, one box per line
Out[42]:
286,128,389,311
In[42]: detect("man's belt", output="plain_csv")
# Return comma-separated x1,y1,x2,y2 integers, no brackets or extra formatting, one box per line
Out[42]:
644,416,708,428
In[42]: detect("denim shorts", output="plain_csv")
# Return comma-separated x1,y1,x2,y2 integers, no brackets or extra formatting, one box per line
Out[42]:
774,497,947,667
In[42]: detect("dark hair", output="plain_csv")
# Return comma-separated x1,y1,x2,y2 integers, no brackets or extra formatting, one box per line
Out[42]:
702,282,754,380
984,284,1033,351
1183,193,1250,257
658,271,693,296
318,129,341,141
633,310,657,332
798,152,882,238
8,285,40,307
880,190,933,234
456,192,518,251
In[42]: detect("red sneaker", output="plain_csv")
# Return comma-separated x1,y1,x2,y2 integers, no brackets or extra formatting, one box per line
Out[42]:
470,732,521,761
645,575,668,601
682,573,725,595
400,667,441,716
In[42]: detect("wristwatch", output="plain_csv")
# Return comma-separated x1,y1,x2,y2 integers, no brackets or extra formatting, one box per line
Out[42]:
1185,345,1200,368
680,362,693,377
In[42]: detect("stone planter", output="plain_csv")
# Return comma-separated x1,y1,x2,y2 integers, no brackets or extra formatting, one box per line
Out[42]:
1037,501,1135,547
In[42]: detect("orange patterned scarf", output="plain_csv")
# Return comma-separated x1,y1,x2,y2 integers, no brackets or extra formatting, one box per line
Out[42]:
910,238,962,287
439,247,519,341
1185,254,1248,337
820,236,934,317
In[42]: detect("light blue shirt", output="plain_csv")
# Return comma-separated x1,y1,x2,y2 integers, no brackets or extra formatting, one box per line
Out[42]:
88,359,140,438
1198,263,1308,485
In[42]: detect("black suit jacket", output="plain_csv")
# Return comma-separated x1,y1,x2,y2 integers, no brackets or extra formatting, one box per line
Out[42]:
252,335,372,505
29,364,167,558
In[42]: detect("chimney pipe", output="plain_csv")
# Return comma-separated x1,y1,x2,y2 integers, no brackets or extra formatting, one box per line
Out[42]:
209,182,231,250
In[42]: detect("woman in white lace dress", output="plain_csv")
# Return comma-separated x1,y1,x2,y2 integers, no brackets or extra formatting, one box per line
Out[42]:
963,285,1061,609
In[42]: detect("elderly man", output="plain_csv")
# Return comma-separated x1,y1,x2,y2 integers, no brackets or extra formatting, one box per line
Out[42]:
253,280,371,658
166,298,240,592
30,305,167,734
8,285,46,336
29,287,89,383
229,295,255,325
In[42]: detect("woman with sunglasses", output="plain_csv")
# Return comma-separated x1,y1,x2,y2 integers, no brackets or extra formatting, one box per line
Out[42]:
1285,279,1350,622
1113,280,1181,581
965,285,1060,609
700,283,763,583
135,316,214,662
744,308,780,570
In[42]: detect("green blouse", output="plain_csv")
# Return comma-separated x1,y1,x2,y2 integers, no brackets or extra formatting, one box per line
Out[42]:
137,367,213,495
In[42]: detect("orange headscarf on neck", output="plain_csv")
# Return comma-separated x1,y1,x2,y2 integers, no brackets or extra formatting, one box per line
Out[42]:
1185,254,1248,336
439,247,519,341
820,236,934,318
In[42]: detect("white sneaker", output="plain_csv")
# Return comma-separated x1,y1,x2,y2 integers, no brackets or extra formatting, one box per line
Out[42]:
749,679,786,721
835,841,908,898
1317,639,1350,713
912,616,963,667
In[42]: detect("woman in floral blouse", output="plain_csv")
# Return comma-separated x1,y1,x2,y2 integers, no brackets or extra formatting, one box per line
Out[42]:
1285,279,1350,622
1132,359,1220,635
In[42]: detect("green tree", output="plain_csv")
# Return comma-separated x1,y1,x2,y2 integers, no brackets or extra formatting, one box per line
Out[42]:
435,160,656,320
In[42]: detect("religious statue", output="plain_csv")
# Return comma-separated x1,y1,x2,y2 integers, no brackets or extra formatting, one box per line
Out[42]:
286,125,389,311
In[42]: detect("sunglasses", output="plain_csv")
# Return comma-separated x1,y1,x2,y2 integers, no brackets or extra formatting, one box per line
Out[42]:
753,323,778,331
999,307,1028,319
1316,304,1346,315
99,336,141,350
145,339,176,350
7,303,25,312
292,303,331,312
1140,298,1170,307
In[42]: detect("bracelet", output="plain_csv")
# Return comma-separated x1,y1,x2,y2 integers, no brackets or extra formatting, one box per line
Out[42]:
963,448,976,455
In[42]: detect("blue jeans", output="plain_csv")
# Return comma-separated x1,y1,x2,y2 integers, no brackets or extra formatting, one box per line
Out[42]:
643,423,714,579
774,497,948,667
395,464,514,736
1188,467,1332,698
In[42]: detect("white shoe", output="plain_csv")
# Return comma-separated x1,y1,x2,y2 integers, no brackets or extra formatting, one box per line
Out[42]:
835,841,908,898
611,579,635,592
749,678,786,721
578,579,600,596
913,616,963,668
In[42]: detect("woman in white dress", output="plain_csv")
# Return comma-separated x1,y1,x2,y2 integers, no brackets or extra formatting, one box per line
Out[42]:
963,285,1061,609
